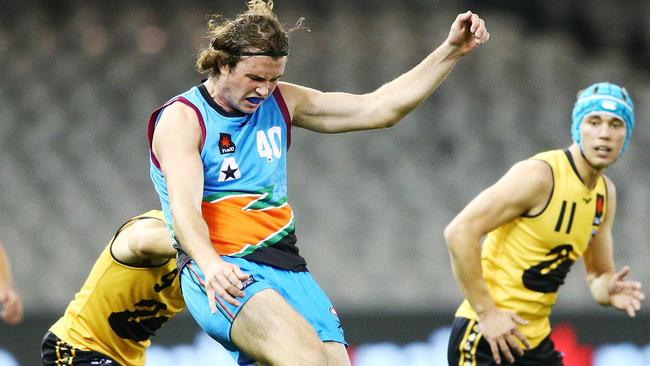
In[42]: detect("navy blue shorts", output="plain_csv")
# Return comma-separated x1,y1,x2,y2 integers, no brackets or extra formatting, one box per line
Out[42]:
448,317,564,366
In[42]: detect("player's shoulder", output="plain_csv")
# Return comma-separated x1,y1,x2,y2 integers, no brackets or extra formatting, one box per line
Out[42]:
509,158,553,186
277,82,319,104
160,99,200,122
528,148,566,163
154,99,204,144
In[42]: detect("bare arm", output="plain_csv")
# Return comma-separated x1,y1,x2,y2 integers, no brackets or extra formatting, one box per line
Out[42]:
583,177,644,316
0,241,23,325
110,217,176,265
444,160,551,363
153,103,249,308
280,11,489,133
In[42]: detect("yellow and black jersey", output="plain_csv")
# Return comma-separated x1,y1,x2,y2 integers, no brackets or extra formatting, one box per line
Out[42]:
50,210,184,366
456,149,607,347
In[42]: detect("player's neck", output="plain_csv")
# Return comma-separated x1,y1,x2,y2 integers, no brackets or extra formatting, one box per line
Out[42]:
569,145,605,190
204,78,235,113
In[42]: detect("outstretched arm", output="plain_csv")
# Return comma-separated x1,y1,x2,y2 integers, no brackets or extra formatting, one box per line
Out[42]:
281,11,490,133
0,241,23,325
444,160,551,364
583,177,645,316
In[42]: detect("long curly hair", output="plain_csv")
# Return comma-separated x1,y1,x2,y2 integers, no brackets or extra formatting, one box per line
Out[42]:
196,0,305,77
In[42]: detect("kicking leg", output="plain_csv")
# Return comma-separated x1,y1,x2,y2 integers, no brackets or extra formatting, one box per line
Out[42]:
231,288,328,366
324,341,351,366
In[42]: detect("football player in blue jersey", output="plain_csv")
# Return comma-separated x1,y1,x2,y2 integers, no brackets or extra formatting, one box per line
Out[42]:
148,1,490,365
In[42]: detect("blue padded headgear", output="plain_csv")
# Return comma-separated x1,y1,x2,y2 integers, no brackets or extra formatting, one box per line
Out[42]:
571,82,635,157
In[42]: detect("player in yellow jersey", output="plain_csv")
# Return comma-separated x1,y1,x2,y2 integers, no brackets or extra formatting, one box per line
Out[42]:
41,210,185,366
444,82,645,366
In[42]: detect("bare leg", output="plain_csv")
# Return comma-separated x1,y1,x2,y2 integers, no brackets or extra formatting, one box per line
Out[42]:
231,288,328,366
324,341,352,366
247,341,350,366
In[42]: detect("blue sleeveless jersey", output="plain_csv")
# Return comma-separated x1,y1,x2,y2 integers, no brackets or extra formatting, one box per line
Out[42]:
148,83,306,271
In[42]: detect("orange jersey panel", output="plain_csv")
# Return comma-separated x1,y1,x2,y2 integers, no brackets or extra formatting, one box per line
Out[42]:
202,193,294,256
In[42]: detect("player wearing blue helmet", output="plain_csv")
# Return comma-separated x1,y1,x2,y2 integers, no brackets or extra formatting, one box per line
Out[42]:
445,82,645,365
572,82,635,158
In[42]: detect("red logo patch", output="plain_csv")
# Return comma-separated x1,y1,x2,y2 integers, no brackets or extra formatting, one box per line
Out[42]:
218,133,236,154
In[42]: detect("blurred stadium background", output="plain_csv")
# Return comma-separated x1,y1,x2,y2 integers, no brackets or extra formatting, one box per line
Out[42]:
0,0,649,364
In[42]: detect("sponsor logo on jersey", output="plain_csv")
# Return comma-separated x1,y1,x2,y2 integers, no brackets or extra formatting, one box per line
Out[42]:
218,133,236,154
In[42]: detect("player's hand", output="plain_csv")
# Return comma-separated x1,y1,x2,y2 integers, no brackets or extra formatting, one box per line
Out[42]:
446,11,490,56
607,266,645,317
202,260,250,310
0,287,23,325
478,309,530,364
